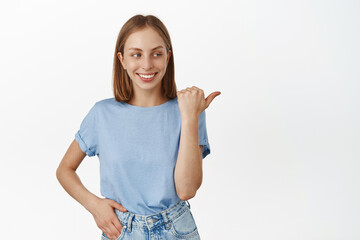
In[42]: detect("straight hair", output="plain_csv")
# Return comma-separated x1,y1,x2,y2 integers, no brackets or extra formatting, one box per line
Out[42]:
112,14,177,102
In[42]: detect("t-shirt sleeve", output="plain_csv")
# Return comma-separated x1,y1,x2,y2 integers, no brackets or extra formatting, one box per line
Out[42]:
75,103,99,157
198,110,211,159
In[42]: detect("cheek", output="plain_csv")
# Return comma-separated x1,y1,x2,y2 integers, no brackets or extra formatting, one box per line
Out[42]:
155,58,168,69
125,61,138,71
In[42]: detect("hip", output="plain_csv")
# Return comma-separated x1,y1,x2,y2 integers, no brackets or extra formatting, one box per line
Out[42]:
101,200,200,240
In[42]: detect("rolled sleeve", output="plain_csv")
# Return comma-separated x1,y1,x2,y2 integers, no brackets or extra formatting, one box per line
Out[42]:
74,103,99,157
198,110,211,159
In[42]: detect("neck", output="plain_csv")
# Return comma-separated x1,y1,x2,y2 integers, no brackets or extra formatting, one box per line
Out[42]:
128,91,170,107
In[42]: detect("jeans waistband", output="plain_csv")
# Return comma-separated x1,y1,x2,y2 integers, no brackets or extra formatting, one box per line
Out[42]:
114,200,191,232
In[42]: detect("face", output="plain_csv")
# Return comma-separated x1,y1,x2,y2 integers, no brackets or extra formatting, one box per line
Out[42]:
117,27,171,95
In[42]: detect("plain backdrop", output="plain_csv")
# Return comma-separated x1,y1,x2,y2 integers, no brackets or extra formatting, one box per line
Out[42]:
0,0,359,239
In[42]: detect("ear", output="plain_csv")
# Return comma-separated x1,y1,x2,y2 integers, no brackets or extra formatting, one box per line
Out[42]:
166,50,171,65
117,52,126,70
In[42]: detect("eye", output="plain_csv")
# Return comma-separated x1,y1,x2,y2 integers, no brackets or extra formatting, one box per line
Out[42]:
154,53,162,57
132,53,141,58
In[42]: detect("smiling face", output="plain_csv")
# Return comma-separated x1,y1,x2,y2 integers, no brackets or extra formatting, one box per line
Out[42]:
117,26,171,96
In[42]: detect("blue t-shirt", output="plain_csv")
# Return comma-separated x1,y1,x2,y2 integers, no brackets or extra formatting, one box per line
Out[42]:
75,97,210,215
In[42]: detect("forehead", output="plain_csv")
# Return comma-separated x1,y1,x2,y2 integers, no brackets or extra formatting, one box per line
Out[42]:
124,27,166,51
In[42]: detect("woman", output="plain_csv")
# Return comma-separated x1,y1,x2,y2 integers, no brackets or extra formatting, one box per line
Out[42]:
56,14,221,240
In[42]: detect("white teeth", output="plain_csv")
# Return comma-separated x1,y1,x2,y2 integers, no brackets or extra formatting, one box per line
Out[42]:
139,73,155,78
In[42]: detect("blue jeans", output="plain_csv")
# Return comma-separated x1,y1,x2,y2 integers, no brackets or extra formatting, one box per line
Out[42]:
101,200,200,240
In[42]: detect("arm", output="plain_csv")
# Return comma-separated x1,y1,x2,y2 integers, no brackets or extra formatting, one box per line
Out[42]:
56,139,126,239
175,86,220,201
56,139,100,211
174,117,203,201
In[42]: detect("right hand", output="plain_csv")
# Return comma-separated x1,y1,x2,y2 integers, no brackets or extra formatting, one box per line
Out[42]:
89,198,128,240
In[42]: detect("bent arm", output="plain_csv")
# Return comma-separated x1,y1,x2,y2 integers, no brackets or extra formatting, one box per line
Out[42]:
174,117,203,201
56,139,99,212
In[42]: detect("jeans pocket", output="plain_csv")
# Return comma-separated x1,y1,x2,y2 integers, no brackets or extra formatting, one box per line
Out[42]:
101,227,125,240
170,208,199,239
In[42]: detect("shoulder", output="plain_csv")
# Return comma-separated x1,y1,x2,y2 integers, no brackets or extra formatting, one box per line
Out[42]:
93,97,127,109
90,97,130,117
95,97,116,106
82,98,116,116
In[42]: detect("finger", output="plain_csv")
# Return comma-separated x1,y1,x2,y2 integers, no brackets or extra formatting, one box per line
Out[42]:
112,223,122,239
205,91,221,108
103,226,112,239
190,86,204,97
185,88,196,93
110,200,127,212
108,223,121,240
113,218,124,234
178,90,187,95
187,87,200,92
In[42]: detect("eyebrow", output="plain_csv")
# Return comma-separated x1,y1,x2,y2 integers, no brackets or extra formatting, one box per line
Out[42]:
128,46,164,51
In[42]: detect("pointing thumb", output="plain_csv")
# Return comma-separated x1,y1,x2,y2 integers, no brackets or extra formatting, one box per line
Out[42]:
205,91,221,109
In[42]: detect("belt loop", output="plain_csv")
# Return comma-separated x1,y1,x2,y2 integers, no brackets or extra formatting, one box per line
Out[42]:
186,200,191,209
126,212,134,232
161,211,170,230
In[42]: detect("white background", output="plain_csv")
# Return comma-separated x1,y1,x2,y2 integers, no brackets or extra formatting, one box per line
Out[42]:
0,0,359,239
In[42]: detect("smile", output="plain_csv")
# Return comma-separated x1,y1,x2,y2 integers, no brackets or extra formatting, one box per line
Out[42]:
136,72,158,82
137,73,157,78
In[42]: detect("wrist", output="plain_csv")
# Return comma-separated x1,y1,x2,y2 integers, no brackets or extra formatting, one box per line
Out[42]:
83,194,100,213
181,114,200,123
181,118,199,126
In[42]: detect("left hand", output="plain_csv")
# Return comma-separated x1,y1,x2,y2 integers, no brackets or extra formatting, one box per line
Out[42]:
176,86,221,120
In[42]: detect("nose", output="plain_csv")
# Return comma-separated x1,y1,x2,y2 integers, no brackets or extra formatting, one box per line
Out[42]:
141,55,153,70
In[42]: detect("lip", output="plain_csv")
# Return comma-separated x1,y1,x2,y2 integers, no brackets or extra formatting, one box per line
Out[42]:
137,72,157,75
136,72,158,82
